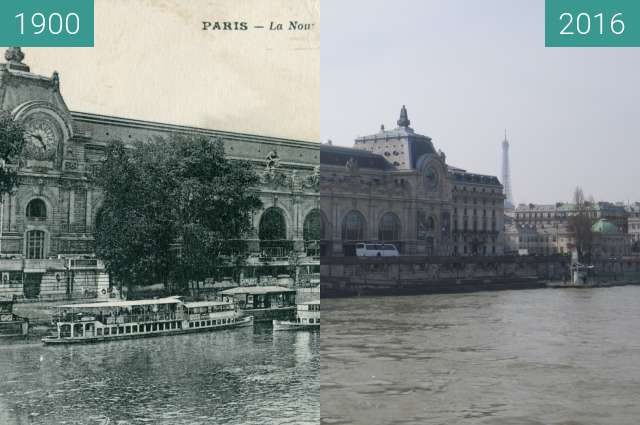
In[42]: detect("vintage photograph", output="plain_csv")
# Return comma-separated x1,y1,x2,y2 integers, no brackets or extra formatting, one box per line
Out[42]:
320,1,640,424
0,1,319,424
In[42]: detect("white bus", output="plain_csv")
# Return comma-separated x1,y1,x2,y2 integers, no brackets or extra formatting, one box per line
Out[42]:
355,243,400,257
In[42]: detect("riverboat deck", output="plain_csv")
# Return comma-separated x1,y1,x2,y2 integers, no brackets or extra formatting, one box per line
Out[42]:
273,300,320,331
0,298,29,337
42,297,252,345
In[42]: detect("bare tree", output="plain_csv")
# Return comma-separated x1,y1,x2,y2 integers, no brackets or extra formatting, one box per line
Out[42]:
567,186,595,262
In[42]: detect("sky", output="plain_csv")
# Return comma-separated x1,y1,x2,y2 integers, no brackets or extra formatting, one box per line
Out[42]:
23,0,319,142
321,0,640,204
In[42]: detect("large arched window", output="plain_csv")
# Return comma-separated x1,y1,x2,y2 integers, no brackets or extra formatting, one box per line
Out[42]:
378,213,401,241
342,210,366,241
319,211,329,240
26,199,47,220
26,230,45,259
259,207,287,241
303,209,320,242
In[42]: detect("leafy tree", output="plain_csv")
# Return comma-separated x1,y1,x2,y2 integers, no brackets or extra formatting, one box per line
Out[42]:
94,140,178,291
567,186,595,262
172,136,262,288
0,110,26,195
95,135,262,293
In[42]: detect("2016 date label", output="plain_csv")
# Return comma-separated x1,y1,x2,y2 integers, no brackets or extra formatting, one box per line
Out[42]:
546,0,640,47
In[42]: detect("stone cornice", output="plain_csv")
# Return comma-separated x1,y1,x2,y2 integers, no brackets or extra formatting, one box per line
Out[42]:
70,111,320,150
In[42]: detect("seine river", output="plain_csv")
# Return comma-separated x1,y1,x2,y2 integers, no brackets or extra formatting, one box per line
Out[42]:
322,286,640,425
0,324,319,425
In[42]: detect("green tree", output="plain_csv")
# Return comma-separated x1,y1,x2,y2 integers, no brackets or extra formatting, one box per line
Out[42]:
95,135,262,293
0,110,26,195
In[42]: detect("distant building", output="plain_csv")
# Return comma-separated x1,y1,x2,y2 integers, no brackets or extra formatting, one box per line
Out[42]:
506,202,632,257
625,203,640,252
320,106,505,257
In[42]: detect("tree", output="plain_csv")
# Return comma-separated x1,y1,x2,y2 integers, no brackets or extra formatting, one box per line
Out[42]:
94,140,178,291
171,136,262,289
0,110,26,195
94,135,262,293
567,186,595,262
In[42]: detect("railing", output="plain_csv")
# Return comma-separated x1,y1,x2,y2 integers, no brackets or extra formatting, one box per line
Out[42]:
259,240,294,259
59,312,182,324
305,240,320,258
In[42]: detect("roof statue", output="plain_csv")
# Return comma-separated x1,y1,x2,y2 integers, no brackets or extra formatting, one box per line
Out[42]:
397,105,411,128
4,47,29,72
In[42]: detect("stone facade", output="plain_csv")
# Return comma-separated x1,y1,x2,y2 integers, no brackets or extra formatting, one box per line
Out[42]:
320,106,505,257
0,48,319,300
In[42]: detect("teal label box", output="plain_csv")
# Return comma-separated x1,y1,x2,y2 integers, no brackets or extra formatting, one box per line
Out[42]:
546,0,640,47
0,0,94,47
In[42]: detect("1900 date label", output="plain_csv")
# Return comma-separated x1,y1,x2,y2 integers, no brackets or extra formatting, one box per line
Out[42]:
0,0,93,47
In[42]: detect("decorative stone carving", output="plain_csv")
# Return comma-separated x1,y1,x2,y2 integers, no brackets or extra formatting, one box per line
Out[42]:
5,47,24,63
345,157,359,175
302,165,320,191
4,47,29,72
265,150,280,171
52,71,60,92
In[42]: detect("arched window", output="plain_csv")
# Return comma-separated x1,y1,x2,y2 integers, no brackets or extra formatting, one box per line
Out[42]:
303,210,320,242
26,199,47,220
319,211,329,240
26,230,45,259
378,213,401,241
259,208,287,241
342,211,366,241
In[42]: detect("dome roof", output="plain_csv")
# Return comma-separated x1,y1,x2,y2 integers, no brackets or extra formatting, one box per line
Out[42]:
592,219,619,234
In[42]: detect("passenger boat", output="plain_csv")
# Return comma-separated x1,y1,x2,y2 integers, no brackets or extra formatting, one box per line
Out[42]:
273,300,320,331
0,297,29,337
42,296,252,345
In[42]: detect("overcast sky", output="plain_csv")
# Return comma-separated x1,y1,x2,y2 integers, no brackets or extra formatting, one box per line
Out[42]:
321,0,640,204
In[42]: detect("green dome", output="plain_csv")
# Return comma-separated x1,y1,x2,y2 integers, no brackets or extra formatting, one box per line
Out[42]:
592,219,619,234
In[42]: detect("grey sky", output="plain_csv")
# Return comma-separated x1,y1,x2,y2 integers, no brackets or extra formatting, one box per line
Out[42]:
321,0,640,204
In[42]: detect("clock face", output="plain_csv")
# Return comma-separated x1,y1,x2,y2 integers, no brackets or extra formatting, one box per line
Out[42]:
424,166,439,190
23,118,59,161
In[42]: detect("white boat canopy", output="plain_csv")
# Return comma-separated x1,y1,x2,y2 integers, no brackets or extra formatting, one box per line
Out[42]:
57,297,182,310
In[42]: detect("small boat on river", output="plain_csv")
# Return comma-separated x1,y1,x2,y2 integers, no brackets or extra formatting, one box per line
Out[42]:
42,296,251,345
273,300,320,331
0,297,29,337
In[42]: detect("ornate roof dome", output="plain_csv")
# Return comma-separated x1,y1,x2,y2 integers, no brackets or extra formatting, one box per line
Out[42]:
592,219,619,234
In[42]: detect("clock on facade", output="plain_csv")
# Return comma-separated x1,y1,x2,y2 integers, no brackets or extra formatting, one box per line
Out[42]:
424,166,439,190
23,117,59,161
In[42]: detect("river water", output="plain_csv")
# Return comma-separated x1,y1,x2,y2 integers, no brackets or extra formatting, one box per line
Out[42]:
321,286,640,425
0,324,319,425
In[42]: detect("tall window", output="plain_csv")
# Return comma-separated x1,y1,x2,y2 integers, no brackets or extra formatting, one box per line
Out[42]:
259,208,287,241
26,199,47,220
26,230,45,259
303,210,321,242
342,211,365,241
378,213,401,241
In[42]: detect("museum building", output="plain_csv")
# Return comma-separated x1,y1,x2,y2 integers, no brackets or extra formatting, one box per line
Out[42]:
320,106,505,257
0,48,319,300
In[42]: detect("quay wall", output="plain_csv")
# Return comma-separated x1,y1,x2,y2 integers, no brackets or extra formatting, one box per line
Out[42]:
322,255,640,297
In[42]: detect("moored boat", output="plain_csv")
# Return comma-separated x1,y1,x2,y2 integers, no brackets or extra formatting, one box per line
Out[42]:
42,296,251,345
273,300,320,331
0,297,29,337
